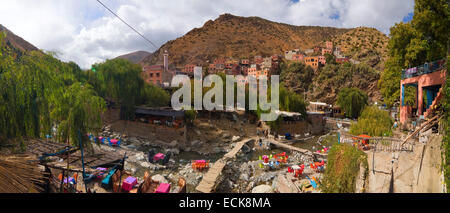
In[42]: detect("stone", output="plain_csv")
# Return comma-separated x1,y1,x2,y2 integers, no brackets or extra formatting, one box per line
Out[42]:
135,152,145,161
274,175,299,193
239,173,249,182
152,174,168,183
222,133,231,139
140,161,152,168
251,185,273,193
232,136,241,142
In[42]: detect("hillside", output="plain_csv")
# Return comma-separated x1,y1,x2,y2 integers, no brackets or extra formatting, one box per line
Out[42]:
331,27,389,71
0,24,39,52
116,50,152,64
141,13,351,67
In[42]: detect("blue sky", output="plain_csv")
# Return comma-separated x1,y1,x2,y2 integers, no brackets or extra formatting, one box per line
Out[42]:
403,12,414,22
0,0,415,68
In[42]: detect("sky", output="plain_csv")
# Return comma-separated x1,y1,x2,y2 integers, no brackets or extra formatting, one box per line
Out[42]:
0,0,415,68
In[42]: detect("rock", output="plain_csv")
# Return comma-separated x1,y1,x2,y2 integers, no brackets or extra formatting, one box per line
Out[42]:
152,174,168,183
195,130,201,135
241,144,251,153
239,173,249,182
213,147,222,153
135,152,145,161
274,175,299,193
191,140,202,147
140,161,152,168
232,136,241,142
252,185,273,193
222,133,231,139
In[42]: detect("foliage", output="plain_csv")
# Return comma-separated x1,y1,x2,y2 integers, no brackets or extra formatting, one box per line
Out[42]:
92,59,144,120
379,0,449,107
91,59,170,120
184,109,197,125
51,83,105,147
350,106,393,137
0,34,105,148
280,62,314,93
336,88,368,118
321,143,368,193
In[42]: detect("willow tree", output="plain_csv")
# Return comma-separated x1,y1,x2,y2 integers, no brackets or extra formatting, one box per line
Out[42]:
94,59,144,120
337,88,368,119
50,83,105,148
350,106,393,137
0,33,105,149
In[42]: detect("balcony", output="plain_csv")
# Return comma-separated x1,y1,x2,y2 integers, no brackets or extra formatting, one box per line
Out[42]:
401,59,446,80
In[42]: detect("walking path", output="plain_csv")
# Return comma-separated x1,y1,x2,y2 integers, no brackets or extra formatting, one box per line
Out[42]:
196,137,256,193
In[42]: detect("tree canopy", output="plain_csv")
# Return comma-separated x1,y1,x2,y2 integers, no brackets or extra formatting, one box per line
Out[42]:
336,88,368,119
379,0,449,107
350,106,393,137
91,58,170,120
0,33,105,148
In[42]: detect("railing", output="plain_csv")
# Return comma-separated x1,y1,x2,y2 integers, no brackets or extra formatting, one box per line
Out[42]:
401,59,446,80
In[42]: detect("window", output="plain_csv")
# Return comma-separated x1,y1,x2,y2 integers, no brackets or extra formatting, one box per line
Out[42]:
150,73,153,78
156,73,160,77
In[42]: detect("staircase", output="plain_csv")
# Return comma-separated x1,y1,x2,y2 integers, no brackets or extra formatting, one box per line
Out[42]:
424,87,443,118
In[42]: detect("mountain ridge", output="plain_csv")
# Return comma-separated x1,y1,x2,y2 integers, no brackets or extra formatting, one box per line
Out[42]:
141,13,353,67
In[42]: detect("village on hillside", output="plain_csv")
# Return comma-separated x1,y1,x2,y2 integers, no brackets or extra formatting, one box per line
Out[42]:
142,40,354,87
0,0,448,199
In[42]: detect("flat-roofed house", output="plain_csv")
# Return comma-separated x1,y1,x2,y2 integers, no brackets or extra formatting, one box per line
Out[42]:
304,56,319,70
142,65,163,86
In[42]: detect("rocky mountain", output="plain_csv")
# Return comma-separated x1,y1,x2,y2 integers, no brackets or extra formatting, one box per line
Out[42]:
141,13,351,67
0,24,39,52
331,27,389,71
116,50,152,64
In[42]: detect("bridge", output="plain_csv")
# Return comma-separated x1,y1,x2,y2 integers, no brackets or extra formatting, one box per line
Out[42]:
265,138,328,158
196,137,256,193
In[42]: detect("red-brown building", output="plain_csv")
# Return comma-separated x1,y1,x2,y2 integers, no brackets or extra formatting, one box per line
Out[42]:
240,59,250,66
183,64,196,74
142,65,164,86
292,54,305,62
322,48,332,56
336,57,350,64
318,56,326,65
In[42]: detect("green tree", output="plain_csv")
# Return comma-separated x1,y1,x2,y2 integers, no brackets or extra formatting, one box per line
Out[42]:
337,88,368,119
280,62,314,93
0,33,105,149
379,0,449,107
350,106,393,137
94,59,145,120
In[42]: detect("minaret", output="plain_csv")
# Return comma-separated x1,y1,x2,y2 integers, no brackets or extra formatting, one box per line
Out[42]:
163,50,169,71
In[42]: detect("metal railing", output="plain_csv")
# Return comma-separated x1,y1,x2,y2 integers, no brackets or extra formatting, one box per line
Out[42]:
401,59,446,80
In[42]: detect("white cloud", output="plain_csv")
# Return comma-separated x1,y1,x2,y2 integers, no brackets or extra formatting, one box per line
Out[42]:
0,0,414,68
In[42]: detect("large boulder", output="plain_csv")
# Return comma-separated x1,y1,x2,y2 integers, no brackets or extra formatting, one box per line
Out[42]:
251,185,273,193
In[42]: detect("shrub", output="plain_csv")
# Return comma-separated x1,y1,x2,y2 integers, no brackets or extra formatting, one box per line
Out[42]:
321,144,368,193
350,106,393,137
